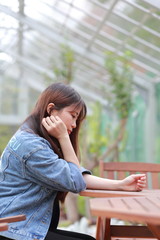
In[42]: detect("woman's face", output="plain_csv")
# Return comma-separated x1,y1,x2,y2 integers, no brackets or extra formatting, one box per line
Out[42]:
52,104,81,135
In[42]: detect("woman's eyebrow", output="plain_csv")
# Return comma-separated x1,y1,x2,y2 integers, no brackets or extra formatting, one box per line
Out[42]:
71,110,79,116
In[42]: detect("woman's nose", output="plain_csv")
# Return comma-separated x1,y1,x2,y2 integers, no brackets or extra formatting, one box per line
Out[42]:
72,120,76,128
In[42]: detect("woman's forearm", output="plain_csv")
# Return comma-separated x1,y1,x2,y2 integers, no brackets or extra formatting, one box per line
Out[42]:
83,173,146,192
59,135,80,168
83,174,123,190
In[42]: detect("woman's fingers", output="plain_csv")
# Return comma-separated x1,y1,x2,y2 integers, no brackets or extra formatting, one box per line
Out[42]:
54,115,61,121
42,118,50,129
42,116,67,139
138,178,146,187
137,180,146,187
127,174,146,191
136,175,147,191
46,116,54,125
50,115,56,123
42,117,55,132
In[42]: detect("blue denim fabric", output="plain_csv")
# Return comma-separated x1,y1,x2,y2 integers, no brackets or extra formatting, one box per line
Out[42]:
0,126,91,240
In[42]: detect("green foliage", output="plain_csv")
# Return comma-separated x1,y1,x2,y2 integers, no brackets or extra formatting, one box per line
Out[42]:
104,51,133,119
155,138,160,164
97,0,110,3
54,44,75,83
0,77,19,115
0,125,18,154
44,44,75,86
58,220,71,228
77,196,86,216
155,83,160,163
84,102,108,158
98,0,107,2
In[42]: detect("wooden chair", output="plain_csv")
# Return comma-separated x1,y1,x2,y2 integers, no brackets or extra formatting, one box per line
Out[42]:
0,223,8,232
0,215,26,235
95,161,160,240
0,214,26,224
100,161,160,189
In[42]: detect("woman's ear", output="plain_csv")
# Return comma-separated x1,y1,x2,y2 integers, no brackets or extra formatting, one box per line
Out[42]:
47,103,55,115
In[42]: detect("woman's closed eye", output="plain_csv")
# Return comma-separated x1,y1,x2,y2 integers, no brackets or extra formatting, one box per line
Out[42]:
70,112,78,119
72,114,77,119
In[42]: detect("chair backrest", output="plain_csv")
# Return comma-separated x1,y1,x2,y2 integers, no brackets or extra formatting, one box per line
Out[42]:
0,223,8,232
99,161,160,189
0,215,25,233
0,214,26,224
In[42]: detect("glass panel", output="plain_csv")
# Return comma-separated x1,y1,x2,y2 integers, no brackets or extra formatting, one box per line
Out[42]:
96,33,121,49
127,38,160,61
0,13,18,46
74,0,106,20
145,16,160,32
28,87,40,112
102,22,129,42
81,14,101,29
53,1,71,15
135,29,160,48
114,1,133,14
133,52,159,73
135,0,158,10
64,27,91,47
108,13,136,32
115,0,149,22
1,74,19,115
0,0,18,11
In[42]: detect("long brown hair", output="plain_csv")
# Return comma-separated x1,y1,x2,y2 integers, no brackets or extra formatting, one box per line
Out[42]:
24,82,87,202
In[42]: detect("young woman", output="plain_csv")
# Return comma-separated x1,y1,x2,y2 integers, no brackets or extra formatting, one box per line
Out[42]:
0,82,146,240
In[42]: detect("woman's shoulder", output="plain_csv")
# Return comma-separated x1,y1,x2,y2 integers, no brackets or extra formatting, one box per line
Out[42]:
5,129,52,162
9,126,51,152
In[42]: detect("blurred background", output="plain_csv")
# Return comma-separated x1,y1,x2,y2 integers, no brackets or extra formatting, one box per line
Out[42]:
0,0,160,234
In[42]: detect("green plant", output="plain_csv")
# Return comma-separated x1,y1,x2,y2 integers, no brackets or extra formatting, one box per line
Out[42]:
45,44,75,86
0,125,18,154
81,51,134,165
104,51,133,119
100,51,133,161
80,102,108,170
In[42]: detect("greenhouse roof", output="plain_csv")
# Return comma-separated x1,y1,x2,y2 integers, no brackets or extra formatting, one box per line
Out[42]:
0,0,160,124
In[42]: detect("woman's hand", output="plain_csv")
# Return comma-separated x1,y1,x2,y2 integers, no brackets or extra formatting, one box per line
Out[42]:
42,115,68,140
121,174,146,191
42,116,80,167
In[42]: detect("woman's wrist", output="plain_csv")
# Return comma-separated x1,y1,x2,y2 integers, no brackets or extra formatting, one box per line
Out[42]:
58,135,80,167
111,179,125,191
58,134,70,142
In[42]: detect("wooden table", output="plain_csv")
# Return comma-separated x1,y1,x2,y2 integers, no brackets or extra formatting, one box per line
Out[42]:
80,189,160,240
80,189,160,198
90,195,160,240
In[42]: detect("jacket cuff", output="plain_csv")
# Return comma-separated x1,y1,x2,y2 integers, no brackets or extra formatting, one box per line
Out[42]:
80,166,92,175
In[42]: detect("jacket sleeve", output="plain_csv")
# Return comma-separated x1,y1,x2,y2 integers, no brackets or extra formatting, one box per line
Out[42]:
23,139,91,193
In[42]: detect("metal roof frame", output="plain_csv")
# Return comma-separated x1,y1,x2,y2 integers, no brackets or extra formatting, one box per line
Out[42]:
0,0,160,124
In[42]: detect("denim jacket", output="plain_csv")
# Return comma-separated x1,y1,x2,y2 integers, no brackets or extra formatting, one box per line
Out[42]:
0,126,91,240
